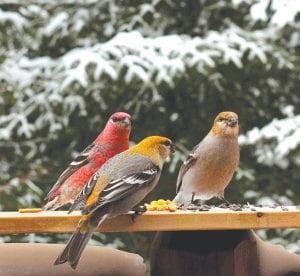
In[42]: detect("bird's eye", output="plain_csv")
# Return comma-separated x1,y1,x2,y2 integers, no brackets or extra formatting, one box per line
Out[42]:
218,117,226,122
112,117,120,122
163,140,171,146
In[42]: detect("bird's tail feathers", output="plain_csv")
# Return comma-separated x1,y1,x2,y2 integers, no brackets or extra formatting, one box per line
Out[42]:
54,215,96,269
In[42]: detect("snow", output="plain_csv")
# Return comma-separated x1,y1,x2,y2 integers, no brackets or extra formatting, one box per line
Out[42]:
251,0,300,26
60,46,119,88
16,114,35,138
281,105,295,117
256,197,277,206
55,29,266,89
64,95,87,117
0,9,27,30
0,26,295,153
240,114,300,168
244,190,260,199
43,12,68,35
20,5,48,18
0,54,55,88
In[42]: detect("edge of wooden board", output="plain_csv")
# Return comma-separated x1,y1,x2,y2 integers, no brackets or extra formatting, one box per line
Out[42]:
0,209,299,234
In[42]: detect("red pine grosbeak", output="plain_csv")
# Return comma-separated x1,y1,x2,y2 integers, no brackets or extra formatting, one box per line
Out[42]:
44,112,131,210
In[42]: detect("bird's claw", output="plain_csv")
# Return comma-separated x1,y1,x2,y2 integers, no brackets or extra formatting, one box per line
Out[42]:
222,197,231,206
191,192,196,204
131,205,147,222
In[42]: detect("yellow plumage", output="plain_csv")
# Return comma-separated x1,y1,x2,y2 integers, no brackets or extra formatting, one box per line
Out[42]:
128,136,172,169
55,135,174,269
85,175,109,207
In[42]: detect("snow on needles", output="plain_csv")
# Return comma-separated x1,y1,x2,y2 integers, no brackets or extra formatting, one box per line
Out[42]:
0,9,27,30
240,115,300,168
0,29,294,158
59,29,270,89
250,0,300,27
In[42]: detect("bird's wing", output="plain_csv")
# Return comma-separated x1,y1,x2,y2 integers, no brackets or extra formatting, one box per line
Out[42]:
176,144,199,193
68,172,100,213
45,142,101,201
82,156,159,214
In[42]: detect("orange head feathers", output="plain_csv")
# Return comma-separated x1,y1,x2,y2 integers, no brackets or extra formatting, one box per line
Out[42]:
211,111,239,137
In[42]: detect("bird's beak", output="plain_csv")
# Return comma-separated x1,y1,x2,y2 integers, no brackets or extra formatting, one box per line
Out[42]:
227,117,238,127
122,117,131,127
170,143,175,154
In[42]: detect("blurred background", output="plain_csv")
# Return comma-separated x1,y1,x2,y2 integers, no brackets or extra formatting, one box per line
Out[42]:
0,0,300,261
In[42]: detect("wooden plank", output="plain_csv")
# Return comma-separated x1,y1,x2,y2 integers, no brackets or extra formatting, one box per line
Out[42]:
0,208,299,234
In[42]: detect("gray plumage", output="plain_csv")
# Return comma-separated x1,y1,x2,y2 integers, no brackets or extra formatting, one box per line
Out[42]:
54,136,174,269
174,111,240,205
55,154,161,269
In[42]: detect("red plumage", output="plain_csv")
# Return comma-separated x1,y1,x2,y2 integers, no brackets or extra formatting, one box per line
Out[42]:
44,112,131,210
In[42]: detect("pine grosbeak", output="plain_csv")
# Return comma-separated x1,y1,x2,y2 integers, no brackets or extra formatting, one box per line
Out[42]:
54,136,174,269
174,111,239,205
44,112,131,210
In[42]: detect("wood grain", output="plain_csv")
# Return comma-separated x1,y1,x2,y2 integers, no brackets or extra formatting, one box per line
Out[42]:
0,208,299,234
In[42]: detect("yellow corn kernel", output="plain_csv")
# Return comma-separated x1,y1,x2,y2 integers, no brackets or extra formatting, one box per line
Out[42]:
156,205,166,211
145,203,155,211
167,204,177,212
156,199,166,205
18,208,43,213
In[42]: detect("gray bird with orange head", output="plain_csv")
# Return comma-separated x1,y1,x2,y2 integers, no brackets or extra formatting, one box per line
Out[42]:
174,111,240,205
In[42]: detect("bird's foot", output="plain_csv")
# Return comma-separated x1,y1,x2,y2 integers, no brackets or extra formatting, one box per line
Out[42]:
191,192,196,204
175,202,186,210
188,204,211,211
217,198,243,211
190,192,203,205
222,197,231,206
131,205,147,222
